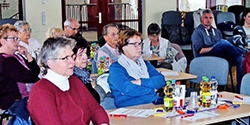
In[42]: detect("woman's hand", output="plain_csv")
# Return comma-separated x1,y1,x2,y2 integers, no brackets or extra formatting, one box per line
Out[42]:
131,79,141,86
18,45,33,62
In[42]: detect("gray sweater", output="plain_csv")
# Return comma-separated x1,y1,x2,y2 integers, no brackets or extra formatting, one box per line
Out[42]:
191,24,223,54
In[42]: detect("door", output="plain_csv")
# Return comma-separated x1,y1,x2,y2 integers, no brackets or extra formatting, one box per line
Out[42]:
62,0,142,42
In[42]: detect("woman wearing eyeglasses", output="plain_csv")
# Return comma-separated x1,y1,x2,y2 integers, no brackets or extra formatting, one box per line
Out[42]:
14,21,42,61
0,24,40,110
108,29,165,108
28,37,109,125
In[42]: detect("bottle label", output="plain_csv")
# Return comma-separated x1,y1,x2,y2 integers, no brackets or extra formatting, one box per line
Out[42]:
202,92,211,103
164,98,173,107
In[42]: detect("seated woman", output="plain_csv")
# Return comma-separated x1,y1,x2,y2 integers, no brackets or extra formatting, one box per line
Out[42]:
0,24,40,110
28,37,109,125
45,27,64,39
108,29,165,108
233,10,250,51
142,23,187,72
14,21,42,61
73,45,100,103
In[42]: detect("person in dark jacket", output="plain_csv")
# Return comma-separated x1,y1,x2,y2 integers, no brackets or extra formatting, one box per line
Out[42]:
64,18,90,56
0,24,40,110
73,45,100,103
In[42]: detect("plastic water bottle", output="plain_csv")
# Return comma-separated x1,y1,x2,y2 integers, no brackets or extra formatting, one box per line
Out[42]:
96,43,100,51
164,81,173,112
104,56,111,72
98,57,104,75
175,81,181,97
210,76,218,106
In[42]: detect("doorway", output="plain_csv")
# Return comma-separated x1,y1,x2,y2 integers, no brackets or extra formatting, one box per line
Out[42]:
62,0,142,42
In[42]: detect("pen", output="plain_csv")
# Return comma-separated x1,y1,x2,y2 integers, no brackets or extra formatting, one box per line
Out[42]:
112,114,127,118
235,95,243,100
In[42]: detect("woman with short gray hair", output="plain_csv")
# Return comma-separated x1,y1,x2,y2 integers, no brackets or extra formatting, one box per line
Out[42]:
14,20,41,61
28,37,109,125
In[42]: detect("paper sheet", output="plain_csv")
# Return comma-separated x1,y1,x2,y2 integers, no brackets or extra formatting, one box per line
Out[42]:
161,71,179,76
176,111,220,121
109,108,155,118
233,97,250,104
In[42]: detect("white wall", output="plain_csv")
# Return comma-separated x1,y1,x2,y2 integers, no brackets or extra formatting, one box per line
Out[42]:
25,0,62,43
143,0,176,38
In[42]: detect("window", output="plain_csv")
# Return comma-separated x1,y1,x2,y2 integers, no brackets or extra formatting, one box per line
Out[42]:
178,0,244,11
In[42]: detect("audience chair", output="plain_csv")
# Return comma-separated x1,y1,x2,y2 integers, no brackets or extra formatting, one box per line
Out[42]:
191,47,235,92
94,74,117,110
189,56,229,90
212,10,222,24
216,12,236,40
228,5,245,25
231,73,250,125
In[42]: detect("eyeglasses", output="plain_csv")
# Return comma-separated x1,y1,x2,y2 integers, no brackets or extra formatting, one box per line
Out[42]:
51,53,76,61
204,16,213,19
127,42,143,47
4,37,20,42
67,26,79,31
22,28,32,33
149,34,158,37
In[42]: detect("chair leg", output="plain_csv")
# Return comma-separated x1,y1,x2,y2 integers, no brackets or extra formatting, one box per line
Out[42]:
229,67,235,92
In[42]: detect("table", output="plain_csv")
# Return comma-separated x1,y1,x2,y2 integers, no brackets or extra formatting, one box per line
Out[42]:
142,56,165,61
107,92,250,125
156,68,197,81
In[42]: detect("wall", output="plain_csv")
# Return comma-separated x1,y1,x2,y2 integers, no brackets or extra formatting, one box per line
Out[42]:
143,0,176,38
25,0,62,43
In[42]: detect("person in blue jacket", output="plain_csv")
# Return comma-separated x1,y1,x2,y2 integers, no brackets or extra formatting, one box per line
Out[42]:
108,29,165,108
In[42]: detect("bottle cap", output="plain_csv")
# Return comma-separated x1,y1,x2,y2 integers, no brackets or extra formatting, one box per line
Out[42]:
171,79,176,83
99,57,103,60
97,43,99,46
106,57,110,59
176,81,181,85
211,76,215,79
166,81,171,85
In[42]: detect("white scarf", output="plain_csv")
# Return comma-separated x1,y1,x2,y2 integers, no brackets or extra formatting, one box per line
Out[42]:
43,69,70,91
118,54,149,79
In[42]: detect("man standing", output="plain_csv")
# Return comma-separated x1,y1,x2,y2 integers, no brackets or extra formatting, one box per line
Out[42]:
97,23,120,62
191,9,246,92
64,18,89,56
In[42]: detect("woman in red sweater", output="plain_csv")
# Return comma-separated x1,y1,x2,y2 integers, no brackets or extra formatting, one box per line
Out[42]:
28,37,109,125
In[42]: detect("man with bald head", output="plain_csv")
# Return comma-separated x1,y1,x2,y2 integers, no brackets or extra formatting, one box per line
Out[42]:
64,18,89,56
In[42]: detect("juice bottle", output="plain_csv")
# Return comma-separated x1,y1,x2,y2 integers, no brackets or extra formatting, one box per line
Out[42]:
98,57,104,75
164,81,173,112
201,77,211,107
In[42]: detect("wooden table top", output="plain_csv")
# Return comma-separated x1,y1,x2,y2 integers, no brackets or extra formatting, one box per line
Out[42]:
156,68,197,81
142,56,165,61
106,91,250,125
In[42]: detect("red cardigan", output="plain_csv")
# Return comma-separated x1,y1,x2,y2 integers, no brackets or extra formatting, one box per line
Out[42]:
28,76,109,125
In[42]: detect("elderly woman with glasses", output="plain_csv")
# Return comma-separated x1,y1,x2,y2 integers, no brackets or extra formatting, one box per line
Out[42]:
14,21,41,61
108,29,165,108
28,37,109,125
0,24,40,110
